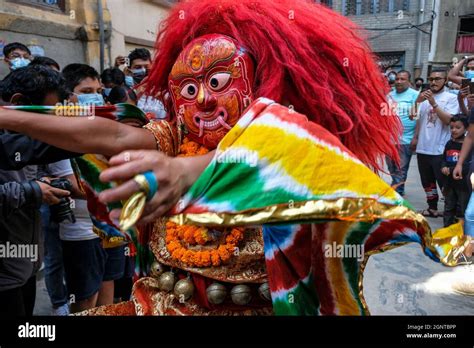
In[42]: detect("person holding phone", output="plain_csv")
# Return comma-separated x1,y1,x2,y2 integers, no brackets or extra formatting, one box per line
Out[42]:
448,55,474,86
412,70,459,218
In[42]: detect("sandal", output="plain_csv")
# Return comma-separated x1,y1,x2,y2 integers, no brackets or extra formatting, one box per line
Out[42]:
419,209,440,218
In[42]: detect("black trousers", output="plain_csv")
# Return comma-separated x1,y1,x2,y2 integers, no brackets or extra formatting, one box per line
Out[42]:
417,154,445,210
0,275,36,316
443,183,470,227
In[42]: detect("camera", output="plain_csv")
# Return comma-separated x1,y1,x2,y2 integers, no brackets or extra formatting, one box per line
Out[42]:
49,178,76,224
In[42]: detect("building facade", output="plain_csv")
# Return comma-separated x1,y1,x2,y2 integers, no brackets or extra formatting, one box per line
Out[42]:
320,0,474,80
0,0,172,78
1,0,473,80
106,0,172,66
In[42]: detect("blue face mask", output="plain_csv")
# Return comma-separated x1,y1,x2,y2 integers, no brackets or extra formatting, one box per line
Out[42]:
103,88,112,97
76,93,105,106
10,57,31,70
464,70,474,80
125,75,134,88
131,68,147,84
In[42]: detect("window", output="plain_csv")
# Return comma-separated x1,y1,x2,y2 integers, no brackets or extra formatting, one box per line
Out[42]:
8,0,66,12
315,0,333,8
376,51,406,71
343,0,409,15
150,0,180,7
456,16,474,53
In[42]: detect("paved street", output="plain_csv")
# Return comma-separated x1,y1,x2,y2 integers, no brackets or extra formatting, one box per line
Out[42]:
365,154,474,315
34,154,474,315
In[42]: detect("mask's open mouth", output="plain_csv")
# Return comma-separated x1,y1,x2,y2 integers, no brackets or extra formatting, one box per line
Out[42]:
193,107,231,137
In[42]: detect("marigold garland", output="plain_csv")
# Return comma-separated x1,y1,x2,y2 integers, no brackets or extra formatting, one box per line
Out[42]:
165,221,244,267
177,137,210,157
165,138,244,268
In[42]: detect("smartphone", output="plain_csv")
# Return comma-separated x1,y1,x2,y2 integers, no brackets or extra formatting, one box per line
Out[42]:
463,78,474,94
421,83,430,91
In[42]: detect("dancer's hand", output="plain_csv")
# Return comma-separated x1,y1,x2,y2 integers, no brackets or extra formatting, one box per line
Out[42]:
99,150,214,225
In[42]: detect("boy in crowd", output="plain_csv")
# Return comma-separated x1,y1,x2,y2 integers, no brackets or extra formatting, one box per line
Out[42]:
100,67,125,99
441,115,470,227
3,42,31,71
61,63,126,310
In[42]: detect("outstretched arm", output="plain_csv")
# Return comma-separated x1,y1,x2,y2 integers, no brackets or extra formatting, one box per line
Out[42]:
0,108,156,157
0,132,78,170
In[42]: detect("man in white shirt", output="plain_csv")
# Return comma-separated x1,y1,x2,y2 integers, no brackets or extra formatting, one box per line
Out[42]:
412,70,460,217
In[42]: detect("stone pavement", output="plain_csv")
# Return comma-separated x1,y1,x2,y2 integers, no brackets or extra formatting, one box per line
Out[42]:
364,154,474,315
34,154,474,315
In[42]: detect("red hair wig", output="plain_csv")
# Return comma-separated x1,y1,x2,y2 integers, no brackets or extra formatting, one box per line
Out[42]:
146,0,401,170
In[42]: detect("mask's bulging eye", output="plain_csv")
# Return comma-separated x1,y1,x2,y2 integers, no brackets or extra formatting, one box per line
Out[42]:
208,72,231,91
180,82,198,99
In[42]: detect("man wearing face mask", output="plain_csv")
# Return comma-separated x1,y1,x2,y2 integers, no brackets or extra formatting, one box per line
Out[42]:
448,56,474,86
3,42,31,72
120,48,166,119
62,64,105,106
100,68,125,101
386,70,397,88
415,77,424,91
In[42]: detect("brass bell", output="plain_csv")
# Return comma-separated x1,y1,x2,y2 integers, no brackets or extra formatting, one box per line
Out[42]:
158,271,176,292
174,278,195,301
230,284,252,305
258,282,271,301
206,282,227,305
149,261,166,278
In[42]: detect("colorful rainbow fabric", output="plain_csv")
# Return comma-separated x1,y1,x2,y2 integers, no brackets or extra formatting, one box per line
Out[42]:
170,97,468,315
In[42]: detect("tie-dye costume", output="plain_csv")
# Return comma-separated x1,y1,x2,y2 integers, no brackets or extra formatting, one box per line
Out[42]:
169,98,467,315
77,99,466,316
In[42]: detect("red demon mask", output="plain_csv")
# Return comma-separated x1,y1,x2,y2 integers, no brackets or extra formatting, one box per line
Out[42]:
169,34,255,148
